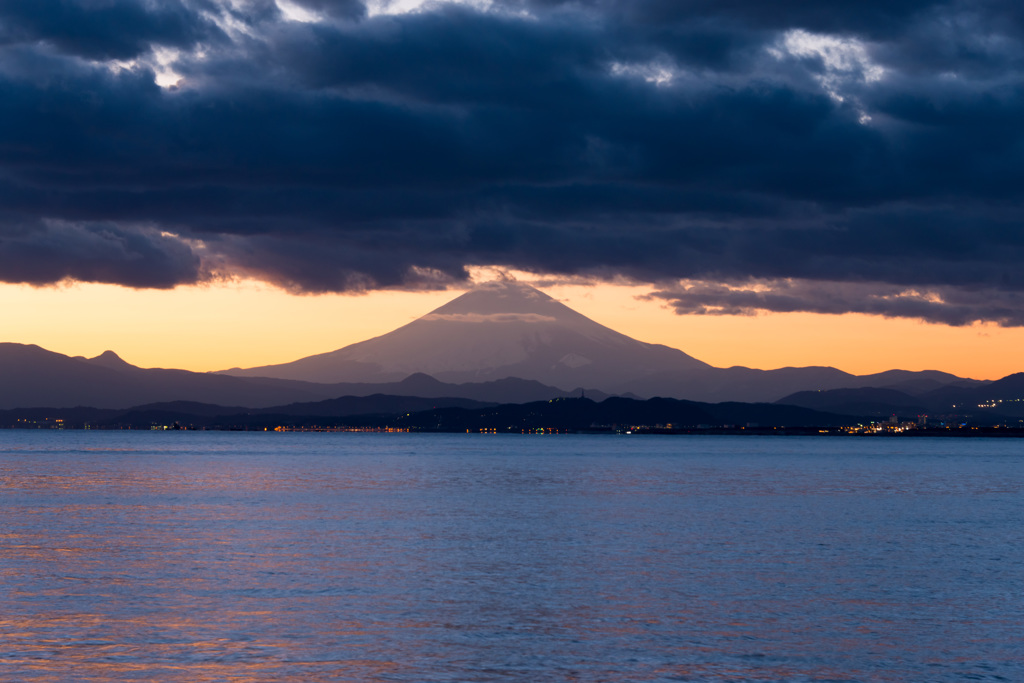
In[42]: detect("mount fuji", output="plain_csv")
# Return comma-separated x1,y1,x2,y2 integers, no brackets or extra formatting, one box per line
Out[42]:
221,281,710,388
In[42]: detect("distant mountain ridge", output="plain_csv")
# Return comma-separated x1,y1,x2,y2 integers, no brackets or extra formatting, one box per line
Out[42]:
0,343,589,410
218,281,990,402
1,282,1015,410
617,365,985,404
777,372,1024,420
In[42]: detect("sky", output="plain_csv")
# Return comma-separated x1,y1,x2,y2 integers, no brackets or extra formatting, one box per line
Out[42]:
3,0,1024,378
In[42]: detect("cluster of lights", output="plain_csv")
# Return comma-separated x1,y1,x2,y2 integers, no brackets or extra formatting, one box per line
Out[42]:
273,426,408,432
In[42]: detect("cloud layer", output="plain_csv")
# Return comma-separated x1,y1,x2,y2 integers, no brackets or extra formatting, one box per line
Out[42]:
649,279,1024,327
2,0,1024,323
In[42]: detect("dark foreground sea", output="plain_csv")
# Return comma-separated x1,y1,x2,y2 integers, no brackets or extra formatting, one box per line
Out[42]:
1,432,1021,682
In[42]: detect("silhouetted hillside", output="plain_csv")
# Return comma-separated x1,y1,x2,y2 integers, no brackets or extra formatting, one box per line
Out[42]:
918,372,1024,417
616,366,986,403
255,394,493,416
391,397,854,432
0,395,853,430
0,343,341,409
778,382,1024,421
0,343,595,409
776,387,929,417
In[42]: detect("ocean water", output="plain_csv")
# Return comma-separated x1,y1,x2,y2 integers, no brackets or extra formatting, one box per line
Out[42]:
0,431,1021,682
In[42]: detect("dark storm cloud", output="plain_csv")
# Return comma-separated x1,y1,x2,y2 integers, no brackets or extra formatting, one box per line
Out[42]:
2,0,1024,324
502,0,942,37
0,220,200,288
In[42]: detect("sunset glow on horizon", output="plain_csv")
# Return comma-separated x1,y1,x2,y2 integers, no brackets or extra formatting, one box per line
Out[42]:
5,277,1022,381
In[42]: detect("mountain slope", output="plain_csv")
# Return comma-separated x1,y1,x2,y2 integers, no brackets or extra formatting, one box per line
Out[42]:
222,281,709,388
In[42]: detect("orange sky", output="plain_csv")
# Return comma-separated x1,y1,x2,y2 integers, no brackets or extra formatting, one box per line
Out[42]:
3,275,1022,380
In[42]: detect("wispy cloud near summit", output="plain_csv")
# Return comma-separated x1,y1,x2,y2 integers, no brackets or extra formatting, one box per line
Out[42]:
421,312,557,323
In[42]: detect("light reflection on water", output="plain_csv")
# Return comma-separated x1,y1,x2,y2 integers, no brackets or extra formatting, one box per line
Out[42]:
1,432,1022,682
